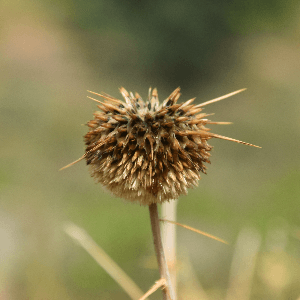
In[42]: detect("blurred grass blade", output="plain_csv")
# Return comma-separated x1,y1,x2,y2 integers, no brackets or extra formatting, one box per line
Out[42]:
225,227,261,300
178,250,211,300
64,222,145,300
139,278,166,300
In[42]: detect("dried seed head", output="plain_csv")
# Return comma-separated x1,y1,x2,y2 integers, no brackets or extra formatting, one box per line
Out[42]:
62,87,260,205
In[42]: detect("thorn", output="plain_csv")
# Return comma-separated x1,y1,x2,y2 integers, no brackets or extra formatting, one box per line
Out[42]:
206,121,233,125
212,133,261,148
119,87,132,106
180,97,196,108
159,219,229,244
60,135,115,171
148,87,152,102
87,96,102,104
195,88,247,108
138,278,166,300
59,155,86,171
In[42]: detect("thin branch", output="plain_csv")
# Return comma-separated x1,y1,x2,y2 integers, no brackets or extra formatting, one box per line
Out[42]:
64,222,145,300
149,203,175,300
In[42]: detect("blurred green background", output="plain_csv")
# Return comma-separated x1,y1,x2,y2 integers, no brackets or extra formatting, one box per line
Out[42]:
1,0,300,299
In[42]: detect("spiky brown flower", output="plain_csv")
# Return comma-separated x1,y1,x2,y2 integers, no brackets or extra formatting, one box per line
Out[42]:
63,87,260,205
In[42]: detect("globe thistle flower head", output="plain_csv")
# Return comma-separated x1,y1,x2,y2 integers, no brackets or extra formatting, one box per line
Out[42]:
63,87,260,205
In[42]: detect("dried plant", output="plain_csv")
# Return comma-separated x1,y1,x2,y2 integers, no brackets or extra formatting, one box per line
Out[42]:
62,87,260,300
62,87,259,205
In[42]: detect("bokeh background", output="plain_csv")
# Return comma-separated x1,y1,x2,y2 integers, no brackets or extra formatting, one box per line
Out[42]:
1,0,300,299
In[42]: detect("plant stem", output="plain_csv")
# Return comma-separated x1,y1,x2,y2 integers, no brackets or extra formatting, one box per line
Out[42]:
161,199,178,300
148,203,175,300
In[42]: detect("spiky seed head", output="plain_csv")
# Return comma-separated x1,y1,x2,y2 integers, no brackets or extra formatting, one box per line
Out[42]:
63,87,260,205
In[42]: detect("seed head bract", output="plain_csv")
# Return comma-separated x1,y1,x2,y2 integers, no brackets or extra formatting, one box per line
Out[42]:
62,87,260,205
